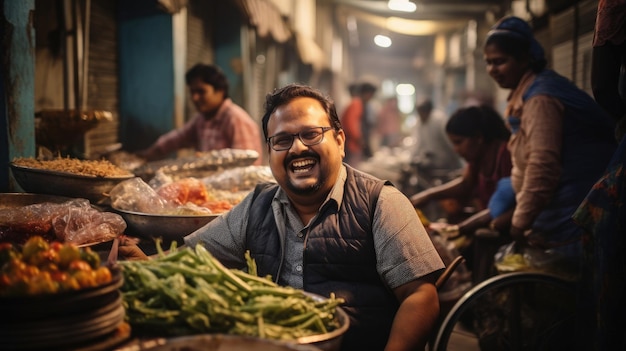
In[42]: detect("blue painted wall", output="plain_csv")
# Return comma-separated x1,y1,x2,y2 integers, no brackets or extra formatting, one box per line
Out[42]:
117,1,175,152
1,0,36,192
214,2,244,104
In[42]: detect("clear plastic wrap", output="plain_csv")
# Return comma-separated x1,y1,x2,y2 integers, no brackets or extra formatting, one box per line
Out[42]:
109,177,171,213
109,177,215,215
494,242,573,278
201,165,274,192
0,199,125,245
51,200,126,244
157,177,209,206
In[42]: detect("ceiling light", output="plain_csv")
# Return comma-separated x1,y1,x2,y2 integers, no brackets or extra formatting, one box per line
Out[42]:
388,0,417,13
374,34,392,48
396,84,415,96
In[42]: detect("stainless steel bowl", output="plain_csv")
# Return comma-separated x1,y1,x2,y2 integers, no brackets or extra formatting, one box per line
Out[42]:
120,301,349,351
133,334,323,351
10,163,134,205
298,294,350,351
113,207,219,243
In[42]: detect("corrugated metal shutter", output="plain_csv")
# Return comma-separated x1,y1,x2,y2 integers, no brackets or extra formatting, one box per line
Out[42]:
84,0,119,158
184,0,214,122
550,0,596,96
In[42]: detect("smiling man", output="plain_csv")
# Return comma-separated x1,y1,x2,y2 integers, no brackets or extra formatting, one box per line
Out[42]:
184,83,443,351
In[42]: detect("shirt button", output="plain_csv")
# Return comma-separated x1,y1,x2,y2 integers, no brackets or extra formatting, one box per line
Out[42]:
297,232,304,238
295,265,303,272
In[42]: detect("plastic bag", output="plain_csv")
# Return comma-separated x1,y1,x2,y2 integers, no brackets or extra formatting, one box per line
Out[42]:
157,177,209,206
109,177,171,213
51,200,126,244
0,199,125,245
110,176,220,215
494,241,569,276
0,202,68,243
202,166,274,192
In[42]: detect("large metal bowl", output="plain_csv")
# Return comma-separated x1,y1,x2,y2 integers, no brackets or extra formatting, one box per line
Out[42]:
134,334,322,351
10,163,134,205
113,207,219,243
120,296,349,351
297,294,350,351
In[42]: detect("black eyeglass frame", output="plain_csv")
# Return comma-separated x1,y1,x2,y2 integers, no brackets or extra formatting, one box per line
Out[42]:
266,126,335,151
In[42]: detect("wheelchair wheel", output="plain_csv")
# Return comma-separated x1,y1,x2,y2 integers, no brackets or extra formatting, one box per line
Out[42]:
432,271,578,351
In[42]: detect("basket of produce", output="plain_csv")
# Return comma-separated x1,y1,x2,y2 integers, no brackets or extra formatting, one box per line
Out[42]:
10,157,134,205
119,244,349,351
0,236,128,350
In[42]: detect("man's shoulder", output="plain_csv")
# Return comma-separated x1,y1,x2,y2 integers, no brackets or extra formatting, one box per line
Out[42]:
223,99,251,116
347,166,394,193
222,100,258,127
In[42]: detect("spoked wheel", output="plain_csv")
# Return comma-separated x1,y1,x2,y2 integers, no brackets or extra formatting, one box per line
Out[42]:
432,271,578,351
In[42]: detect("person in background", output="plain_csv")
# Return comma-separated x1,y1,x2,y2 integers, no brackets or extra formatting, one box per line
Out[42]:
377,96,403,148
483,15,616,267
359,82,378,159
411,99,464,179
571,1,626,349
410,105,514,284
184,83,444,350
339,82,363,166
591,0,626,141
485,22,618,350
136,63,263,165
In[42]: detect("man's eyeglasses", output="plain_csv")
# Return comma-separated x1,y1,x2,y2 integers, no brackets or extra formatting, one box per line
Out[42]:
266,126,334,151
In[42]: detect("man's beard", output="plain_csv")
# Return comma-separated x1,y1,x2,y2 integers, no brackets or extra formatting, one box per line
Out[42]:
285,177,323,196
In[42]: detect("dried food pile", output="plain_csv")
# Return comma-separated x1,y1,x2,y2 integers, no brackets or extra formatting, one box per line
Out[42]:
13,157,133,177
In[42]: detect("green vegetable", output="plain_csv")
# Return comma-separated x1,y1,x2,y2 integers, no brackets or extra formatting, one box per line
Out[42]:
118,245,344,341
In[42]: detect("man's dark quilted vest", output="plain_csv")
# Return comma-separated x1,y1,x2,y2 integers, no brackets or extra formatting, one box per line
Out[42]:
246,167,399,350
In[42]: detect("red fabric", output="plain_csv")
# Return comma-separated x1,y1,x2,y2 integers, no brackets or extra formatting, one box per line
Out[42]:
340,97,364,153
593,0,626,47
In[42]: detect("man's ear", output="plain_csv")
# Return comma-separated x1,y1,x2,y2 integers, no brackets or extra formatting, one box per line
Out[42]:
336,129,346,157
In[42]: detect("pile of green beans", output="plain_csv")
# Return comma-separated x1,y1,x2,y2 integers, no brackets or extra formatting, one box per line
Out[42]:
118,243,344,340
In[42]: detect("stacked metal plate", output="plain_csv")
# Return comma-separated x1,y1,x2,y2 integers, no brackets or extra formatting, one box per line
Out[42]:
0,267,127,350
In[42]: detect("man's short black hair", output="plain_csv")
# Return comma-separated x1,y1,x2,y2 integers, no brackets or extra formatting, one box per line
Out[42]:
261,83,342,139
185,63,230,98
